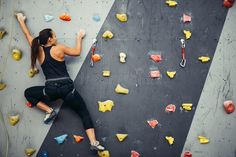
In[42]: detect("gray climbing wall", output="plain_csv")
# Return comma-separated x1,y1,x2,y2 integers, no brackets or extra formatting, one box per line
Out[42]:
0,0,114,157
181,5,236,157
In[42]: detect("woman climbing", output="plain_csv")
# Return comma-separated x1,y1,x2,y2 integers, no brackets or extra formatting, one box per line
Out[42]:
16,13,105,151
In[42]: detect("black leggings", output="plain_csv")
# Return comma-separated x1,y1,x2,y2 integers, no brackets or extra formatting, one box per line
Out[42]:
24,78,94,130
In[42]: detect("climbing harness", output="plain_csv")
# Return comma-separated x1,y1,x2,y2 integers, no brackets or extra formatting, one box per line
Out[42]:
180,39,186,68
90,39,97,67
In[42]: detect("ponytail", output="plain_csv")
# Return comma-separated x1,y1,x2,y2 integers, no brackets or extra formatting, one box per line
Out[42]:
31,37,40,69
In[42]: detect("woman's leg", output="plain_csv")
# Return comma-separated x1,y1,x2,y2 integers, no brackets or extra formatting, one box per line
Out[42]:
64,90,104,150
24,86,57,123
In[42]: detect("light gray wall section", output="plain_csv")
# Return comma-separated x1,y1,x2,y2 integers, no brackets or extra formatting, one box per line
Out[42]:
182,5,236,157
0,0,114,157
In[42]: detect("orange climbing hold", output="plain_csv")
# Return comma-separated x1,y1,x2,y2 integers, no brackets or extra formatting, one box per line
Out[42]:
150,54,162,62
131,150,140,157
59,13,71,21
73,135,84,143
147,119,158,129
149,70,161,78
92,54,101,62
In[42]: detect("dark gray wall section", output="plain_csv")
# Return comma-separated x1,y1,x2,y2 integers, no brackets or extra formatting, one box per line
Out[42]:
37,0,228,156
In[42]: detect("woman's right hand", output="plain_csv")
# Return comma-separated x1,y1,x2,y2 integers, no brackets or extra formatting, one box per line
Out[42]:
16,13,26,23
77,29,86,39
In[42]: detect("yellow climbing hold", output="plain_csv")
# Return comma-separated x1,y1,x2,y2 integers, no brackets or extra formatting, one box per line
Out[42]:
28,68,39,78
8,114,20,126
0,83,6,90
115,84,129,94
103,70,111,77
116,133,128,142
166,0,178,7
25,148,36,157
116,13,128,22
0,30,6,39
183,30,191,40
98,150,110,157
98,100,114,112
12,49,22,61
165,136,174,145
198,136,209,144
102,31,113,39
166,71,176,78
198,56,211,63
182,103,193,111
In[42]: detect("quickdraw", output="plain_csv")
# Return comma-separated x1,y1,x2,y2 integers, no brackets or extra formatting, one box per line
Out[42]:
180,39,186,68
90,39,98,67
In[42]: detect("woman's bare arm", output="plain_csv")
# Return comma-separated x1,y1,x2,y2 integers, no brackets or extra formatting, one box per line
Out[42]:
16,13,33,47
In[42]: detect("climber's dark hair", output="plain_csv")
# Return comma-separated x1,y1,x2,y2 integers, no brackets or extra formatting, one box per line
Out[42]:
31,28,53,69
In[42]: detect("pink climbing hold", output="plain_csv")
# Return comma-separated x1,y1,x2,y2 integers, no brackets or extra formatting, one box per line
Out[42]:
183,14,191,23
147,120,158,129
165,104,176,112
149,70,161,78
131,150,140,157
150,54,162,62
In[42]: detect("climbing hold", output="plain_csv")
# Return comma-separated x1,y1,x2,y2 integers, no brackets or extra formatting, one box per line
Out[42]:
166,0,178,7
115,84,129,94
166,71,176,79
116,13,128,22
25,148,36,157
224,100,235,114
26,101,32,108
198,136,209,144
182,103,193,111
183,30,191,40
98,150,110,157
223,0,235,8
119,52,127,63
98,100,115,112
93,15,101,22
198,56,210,63
165,136,174,145
8,114,20,126
41,151,48,157
149,70,161,78
59,13,71,21
12,49,22,61
0,29,6,39
183,14,191,23
0,82,6,90
54,134,68,144
131,150,140,157
44,14,54,22
28,68,39,78
150,54,162,62
184,151,192,157
102,31,113,39
73,135,84,143
92,54,101,62
103,70,111,77
147,119,158,129
165,104,176,112
116,133,128,142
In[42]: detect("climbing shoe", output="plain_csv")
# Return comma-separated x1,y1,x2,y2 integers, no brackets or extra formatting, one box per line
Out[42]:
44,110,57,124
90,141,105,151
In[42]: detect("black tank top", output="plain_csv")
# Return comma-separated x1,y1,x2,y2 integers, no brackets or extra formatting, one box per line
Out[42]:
41,46,70,80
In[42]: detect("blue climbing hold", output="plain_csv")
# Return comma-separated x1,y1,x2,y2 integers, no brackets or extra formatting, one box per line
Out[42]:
41,151,48,157
92,15,101,22
54,134,68,144
44,15,54,22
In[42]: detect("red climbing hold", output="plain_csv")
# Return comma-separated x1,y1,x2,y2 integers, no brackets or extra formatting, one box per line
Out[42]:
224,100,235,114
165,104,176,112
223,0,235,8
26,101,32,108
184,151,192,157
131,150,140,157
147,119,158,128
150,54,162,62
149,70,161,78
